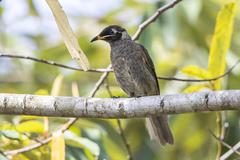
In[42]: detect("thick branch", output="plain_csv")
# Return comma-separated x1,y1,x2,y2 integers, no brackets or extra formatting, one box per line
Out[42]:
0,90,239,118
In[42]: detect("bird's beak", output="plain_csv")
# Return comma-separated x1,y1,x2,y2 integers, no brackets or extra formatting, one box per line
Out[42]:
90,36,105,43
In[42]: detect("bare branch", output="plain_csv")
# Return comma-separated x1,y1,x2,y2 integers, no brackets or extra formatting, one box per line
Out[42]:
88,64,112,97
0,53,113,73
207,128,240,159
104,80,133,159
117,119,133,160
132,0,183,41
1,53,240,82
220,142,240,160
0,90,239,119
3,118,77,155
3,137,52,155
159,58,240,82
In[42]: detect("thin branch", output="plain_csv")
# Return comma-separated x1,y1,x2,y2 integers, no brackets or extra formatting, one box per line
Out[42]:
216,111,222,160
1,53,240,82
3,137,52,156
0,53,113,73
158,58,240,82
207,128,240,156
104,81,133,159
220,142,240,160
88,64,112,97
117,119,133,160
220,111,228,140
3,118,77,155
104,79,113,98
132,0,183,41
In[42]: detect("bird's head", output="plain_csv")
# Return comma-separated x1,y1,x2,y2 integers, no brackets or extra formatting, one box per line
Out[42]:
91,25,131,43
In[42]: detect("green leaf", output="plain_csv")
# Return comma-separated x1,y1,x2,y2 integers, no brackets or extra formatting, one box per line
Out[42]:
34,89,49,95
64,130,100,157
84,149,95,160
208,2,236,90
0,150,9,160
0,122,13,130
0,130,27,140
182,85,209,93
16,120,44,133
181,65,212,79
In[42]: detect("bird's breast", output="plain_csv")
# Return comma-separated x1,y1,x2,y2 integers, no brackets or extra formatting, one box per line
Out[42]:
109,40,158,96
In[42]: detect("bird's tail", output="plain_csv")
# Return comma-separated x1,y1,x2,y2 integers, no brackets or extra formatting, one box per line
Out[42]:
146,116,174,146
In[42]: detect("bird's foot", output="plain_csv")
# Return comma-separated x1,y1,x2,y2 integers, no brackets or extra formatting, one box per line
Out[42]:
112,96,120,98
134,94,145,98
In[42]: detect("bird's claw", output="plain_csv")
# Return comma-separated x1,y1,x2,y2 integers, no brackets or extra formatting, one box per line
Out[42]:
134,94,145,98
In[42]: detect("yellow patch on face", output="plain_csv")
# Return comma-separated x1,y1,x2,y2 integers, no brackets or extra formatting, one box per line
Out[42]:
97,36,105,40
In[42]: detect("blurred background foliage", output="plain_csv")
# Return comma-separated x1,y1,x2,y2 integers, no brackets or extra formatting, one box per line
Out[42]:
0,0,240,159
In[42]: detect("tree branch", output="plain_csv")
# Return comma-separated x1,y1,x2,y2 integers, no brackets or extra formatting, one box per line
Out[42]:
220,141,240,160
0,53,113,73
0,90,239,118
3,118,77,155
117,119,133,160
1,53,240,82
207,128,240,157
132,0,183,41
88,64,112,97
158,58,240,82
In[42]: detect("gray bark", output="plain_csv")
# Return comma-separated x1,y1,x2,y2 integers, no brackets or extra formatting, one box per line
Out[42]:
0,90,239,118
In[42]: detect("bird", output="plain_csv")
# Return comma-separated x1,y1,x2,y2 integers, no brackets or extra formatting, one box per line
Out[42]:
91,25,174,146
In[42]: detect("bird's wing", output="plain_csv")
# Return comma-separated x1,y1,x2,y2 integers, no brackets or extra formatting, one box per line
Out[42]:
137,44,160,94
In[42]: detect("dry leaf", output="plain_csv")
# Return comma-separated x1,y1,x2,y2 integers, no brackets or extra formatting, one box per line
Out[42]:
51,129,65,160
46,0,90,71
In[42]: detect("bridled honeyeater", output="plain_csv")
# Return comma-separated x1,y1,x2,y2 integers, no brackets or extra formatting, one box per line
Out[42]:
91,25,174,146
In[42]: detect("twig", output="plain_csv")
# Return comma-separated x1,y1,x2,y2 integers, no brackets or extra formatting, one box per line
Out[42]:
207,128,240,156
104,80,133,159
132,0,183,41
4,137,52,155
88,64,112,97
220,142,240,160
216,111,222,160
220,70,230,140
1,53,240,82
104,79,113,98
117,119,133,160
20,131,42,144
12,125,43,144
220,111,228,140
158,58,240,82
4,118,78,155
0,53,113,73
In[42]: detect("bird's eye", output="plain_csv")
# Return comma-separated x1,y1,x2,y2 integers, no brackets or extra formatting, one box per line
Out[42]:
109,30,115,35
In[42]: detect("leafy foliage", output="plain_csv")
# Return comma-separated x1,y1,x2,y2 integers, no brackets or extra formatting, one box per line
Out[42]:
181,2,236,92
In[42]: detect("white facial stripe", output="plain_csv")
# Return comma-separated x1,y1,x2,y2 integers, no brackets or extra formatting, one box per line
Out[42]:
104,35,114,38
112,28,117,33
